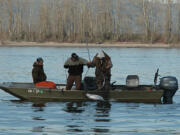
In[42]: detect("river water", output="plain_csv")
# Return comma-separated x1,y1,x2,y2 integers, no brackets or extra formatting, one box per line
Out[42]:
0,46,180,135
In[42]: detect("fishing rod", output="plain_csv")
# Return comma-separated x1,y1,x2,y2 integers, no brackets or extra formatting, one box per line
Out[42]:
84,32,104,101
62,55,68,81
84,32,105,89
84,32,91,77
85,32,91,61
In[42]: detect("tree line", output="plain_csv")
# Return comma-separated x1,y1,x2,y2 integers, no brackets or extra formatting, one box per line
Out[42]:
0,0,179,44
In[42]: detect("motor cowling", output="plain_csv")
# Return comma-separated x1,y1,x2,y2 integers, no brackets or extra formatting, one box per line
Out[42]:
160,76,178,91
159,76,178,104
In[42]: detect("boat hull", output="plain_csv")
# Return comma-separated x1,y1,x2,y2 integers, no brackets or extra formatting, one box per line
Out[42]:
0,83,163,103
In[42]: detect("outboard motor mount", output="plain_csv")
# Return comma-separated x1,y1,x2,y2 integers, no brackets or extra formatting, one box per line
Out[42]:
160,76,178,104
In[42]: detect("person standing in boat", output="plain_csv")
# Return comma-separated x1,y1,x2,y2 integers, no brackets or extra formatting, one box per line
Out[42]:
64,53,90,90
32,57,56,89
90,50,113,90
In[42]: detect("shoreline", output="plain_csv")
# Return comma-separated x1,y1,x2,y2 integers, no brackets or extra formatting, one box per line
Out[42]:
0,40,179,48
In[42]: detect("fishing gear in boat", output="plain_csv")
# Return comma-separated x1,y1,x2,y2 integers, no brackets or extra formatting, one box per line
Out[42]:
154,68,159,86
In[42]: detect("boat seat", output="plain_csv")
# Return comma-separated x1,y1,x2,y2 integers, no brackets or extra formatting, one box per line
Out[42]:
83,76,97,90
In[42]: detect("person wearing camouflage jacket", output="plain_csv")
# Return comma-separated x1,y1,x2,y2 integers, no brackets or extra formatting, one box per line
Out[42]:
91,50,113,90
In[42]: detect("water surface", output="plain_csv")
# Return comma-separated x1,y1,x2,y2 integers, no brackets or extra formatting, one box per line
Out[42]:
0,47,180,135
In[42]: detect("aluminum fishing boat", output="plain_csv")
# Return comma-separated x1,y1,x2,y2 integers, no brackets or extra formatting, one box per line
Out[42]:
0,74,178,104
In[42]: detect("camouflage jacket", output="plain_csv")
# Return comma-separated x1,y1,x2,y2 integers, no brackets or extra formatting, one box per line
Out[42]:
91,51,112,76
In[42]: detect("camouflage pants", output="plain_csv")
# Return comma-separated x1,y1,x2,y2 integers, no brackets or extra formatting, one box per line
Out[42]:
96,72,111,90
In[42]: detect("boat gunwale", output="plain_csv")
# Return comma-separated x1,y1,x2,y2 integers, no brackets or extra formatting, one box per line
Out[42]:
0,82,164,91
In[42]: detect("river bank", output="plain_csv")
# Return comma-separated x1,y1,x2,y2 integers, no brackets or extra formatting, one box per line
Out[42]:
0,40,179,48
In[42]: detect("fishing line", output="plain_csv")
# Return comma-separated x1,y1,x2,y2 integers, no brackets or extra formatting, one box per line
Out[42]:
84,32,91,77
62,55,68,81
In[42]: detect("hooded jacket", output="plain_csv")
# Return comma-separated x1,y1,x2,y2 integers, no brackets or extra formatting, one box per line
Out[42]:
92,51,112,76
32,62,47,84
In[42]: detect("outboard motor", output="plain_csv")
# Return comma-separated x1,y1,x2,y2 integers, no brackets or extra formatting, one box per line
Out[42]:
83,76,97,90
159,76,178,104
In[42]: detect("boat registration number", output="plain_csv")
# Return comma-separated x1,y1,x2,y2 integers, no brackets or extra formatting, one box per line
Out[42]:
27,88,43,94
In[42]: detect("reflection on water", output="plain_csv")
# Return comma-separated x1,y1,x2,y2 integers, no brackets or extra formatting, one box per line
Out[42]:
65,101,112,134
64,102,85,113
94,101,111,134
32,126,44,132
30,101,112,134
93,128,110,133
32,117,45,121
95,101,111,123
96,101,111,114
67,128,83,133
32,102,46,112
0,98,180,134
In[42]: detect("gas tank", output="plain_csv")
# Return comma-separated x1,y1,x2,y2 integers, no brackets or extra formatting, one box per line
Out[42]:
126,75,139,88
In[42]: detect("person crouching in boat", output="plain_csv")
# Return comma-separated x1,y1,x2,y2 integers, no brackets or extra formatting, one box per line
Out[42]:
32,57,56,89
90,50,113,90
64,53,90,90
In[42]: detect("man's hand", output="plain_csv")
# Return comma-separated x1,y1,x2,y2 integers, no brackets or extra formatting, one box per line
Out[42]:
87,61,93,68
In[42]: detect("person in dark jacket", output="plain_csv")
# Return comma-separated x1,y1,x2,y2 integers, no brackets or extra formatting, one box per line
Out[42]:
32,57,47,84
91,50,113,90
32,57,56,89
64,53,90,90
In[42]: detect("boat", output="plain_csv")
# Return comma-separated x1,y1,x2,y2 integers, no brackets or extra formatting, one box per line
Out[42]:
0,72,178,104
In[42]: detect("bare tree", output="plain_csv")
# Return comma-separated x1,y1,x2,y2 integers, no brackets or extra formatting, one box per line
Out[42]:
5,0,14,40
0,1,3,42
141,0,152,42
165,0,172,43
38,0,52,41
